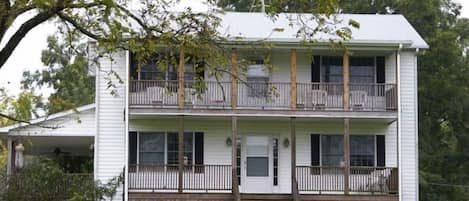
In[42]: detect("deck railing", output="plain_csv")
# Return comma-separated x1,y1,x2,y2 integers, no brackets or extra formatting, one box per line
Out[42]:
129,80,397,111
128,164,232,191
296,166,398,194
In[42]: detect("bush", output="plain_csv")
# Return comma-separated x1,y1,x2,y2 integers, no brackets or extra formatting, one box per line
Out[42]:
0,159,122,201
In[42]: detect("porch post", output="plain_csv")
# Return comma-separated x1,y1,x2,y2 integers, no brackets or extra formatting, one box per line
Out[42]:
6,137,15,175
178,116,184,193
290,49,297,110
178,48,185,109
342,51,351,194
231,49,238,109
291,117,300,201
231,117,240,201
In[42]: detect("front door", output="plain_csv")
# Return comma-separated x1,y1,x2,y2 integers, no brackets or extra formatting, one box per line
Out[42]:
243,136,272,193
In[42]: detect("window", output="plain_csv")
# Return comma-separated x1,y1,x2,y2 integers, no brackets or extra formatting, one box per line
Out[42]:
350,136,375,166
316,134,379,167
321,135,344,166
273,138,279,185
320,56,376,84
130,53,204,81
139,132,165,165
130,131,203,166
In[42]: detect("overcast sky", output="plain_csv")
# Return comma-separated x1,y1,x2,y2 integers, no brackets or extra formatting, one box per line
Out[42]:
1,0,468,97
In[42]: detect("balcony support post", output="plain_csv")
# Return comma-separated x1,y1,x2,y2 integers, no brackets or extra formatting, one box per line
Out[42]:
290,49,297,110
231,116,240,201
342,51,350,194
231,49,238,109
178,116,184,193
291,117,300,201
178,48,185,109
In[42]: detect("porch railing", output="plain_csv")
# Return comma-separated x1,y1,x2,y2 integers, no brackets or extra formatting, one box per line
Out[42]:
129,80,397,112
296,166,398,194
128,164,232,191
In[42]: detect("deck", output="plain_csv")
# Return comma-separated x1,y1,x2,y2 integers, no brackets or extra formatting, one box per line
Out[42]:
129,81,397,112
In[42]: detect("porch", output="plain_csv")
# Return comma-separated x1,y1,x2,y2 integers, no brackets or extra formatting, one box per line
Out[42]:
127,117,399,200
129,80,397,112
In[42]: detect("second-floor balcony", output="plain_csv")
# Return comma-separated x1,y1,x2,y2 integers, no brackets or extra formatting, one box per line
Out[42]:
129,80,397,112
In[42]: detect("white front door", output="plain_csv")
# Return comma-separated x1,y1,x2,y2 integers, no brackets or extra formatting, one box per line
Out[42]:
243,136,272,193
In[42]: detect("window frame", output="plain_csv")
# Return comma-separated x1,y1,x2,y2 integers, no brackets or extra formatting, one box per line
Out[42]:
318,134,377,167
131,52,204,81
136,131,198,166
320,56,377,84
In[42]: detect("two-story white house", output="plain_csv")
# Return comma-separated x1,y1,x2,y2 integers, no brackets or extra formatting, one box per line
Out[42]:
1,12,427,201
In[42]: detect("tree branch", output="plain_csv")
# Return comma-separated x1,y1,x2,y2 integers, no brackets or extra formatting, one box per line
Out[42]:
0,113,59,129
57,12,103,41
0,11,55,68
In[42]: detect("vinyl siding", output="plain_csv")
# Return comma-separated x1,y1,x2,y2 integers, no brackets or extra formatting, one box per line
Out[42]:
129,118,397,194
399,51,418,201
8,110,95,136
96,51,127,200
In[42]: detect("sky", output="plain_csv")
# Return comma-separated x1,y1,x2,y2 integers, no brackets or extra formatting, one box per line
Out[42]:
0,0,468,97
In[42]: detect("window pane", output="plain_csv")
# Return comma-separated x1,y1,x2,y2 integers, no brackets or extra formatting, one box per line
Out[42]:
140,153,164,165
350,136,375,166
139,132,164,164
247,157,269,176
167,132,193,165
350,57,375,84
321,135,343,166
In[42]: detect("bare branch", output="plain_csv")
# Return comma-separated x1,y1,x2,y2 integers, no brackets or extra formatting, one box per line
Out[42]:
0,113,59,129
0,11,55,68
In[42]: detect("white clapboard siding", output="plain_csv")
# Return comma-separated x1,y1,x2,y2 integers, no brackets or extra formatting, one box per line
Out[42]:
399,51,418,201
96,51,127,201
9,109,95,137
129,118,397,194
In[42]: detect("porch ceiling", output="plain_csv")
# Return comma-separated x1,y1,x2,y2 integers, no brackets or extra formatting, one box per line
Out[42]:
17,136,94,156
129,108,397,124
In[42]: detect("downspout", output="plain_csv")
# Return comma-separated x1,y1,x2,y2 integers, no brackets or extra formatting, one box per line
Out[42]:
397,44,402,201
124,50,130,201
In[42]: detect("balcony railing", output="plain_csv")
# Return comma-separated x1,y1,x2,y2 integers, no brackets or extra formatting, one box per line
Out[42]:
129,80,397,111
296,166,398,194
128,164,232,191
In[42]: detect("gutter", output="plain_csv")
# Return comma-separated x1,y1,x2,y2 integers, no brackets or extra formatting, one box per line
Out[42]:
397,43,402,201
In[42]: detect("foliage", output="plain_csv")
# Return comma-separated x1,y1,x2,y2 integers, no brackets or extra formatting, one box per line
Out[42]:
0,159,123,201
22,33,95,114
0,88,42,126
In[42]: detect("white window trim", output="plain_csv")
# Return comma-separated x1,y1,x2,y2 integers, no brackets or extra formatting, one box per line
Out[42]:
136,131,197,165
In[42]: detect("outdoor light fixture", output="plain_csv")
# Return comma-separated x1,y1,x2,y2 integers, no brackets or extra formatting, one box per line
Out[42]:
15,142,25,169
283,138,290,148
226,137,232,146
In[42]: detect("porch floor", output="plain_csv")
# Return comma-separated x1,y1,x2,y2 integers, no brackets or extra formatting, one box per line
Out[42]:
129,192,398,201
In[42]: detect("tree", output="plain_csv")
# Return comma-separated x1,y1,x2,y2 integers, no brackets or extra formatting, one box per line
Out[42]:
22,34,95,114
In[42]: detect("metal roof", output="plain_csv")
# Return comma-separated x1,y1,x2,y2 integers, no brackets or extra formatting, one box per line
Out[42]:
219,12,429,49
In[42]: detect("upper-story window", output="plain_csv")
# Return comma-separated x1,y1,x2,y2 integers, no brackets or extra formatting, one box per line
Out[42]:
130,53,204,81
320,56,376,83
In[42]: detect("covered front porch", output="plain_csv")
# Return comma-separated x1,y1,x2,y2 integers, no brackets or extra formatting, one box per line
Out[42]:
127,116,398,200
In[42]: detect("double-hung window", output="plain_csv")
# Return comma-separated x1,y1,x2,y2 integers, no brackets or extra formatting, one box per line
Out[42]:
129,131,204,166
311,134,384,167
